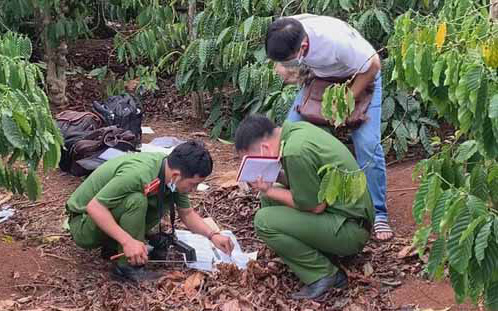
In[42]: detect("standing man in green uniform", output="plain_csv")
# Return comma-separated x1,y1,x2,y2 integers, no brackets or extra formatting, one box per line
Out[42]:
235,115,373,299
66,141,234,282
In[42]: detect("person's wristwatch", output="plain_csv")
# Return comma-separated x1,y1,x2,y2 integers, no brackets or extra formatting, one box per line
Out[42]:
207,231,220,241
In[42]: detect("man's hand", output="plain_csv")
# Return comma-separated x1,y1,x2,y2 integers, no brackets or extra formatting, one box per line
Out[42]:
122,238,148,266
308,202,327,214
249,176,272,194
211,234,234,255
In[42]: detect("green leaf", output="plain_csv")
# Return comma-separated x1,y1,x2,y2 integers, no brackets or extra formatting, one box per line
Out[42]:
485,281,498,311
467,195,487,218
490,94,498,119
2,114,25,149
420,125,433,155
374,9,392,34
325,169,342,205
243,16,254,39
43,143,60,172
318,168,331,203
13,110,31,136
426,173,441,212
432,57,446,87
427,236,446,279
463,64,482,94
381,97,395,121
448,207,472,274
459,215,485,245
475,220,492,264
449,267,468,304
413,226,431,257
26,169,40,201
413,175,430,224
432,191,452,234
238,65,250,94
338,0,353,11
454,140,478,162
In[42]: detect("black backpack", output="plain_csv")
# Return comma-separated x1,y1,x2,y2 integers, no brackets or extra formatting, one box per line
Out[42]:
92,94,143,142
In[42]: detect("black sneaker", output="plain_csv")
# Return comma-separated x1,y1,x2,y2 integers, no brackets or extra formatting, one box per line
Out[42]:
291,270,348,300
111,264,161,282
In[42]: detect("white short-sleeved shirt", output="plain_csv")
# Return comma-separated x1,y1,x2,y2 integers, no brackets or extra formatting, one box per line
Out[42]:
291,14,376,78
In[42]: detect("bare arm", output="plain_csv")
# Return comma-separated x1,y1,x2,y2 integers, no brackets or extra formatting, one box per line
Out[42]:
178,208,234,255
87,198,148,265
350,54,381,98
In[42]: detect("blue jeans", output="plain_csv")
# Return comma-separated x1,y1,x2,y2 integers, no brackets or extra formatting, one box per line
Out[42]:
287,74,388,222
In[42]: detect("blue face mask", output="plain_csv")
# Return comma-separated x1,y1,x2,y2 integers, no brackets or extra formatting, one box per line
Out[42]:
279,50,305,68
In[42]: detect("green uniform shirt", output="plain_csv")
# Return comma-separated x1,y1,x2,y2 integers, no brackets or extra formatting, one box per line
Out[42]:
280,121,374,231
66,152,190,215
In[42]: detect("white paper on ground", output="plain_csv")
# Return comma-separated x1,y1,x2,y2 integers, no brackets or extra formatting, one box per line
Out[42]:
175,230,257,272
98,148,126,160
196,183,210,192
141,126,154,134
139,143,175,155
0,206,15,224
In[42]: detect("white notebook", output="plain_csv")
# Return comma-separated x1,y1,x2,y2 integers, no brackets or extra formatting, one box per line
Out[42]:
236,156,281,183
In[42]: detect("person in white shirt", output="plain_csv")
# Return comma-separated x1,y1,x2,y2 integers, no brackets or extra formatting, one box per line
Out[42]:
265,15,393,241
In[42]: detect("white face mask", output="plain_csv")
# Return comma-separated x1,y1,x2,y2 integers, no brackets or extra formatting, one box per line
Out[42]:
167,177,177,192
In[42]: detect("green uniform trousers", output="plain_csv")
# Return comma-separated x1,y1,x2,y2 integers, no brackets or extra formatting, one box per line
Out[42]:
254,197,370,284
68,192,159,264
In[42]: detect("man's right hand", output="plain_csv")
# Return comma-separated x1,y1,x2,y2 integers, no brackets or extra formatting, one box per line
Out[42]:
122,238,148,266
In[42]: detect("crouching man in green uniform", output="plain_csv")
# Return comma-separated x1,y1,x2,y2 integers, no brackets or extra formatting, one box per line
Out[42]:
235,115,374,299
66,141,234,282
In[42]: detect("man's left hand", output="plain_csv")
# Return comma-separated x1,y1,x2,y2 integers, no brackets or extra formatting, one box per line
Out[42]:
211,234,234,255
249,176,272,194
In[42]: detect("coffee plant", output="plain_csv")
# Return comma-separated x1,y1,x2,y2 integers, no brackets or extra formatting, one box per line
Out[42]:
389,0,498,307
0,32,63,200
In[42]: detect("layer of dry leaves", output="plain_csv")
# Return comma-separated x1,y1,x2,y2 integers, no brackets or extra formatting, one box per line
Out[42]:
0,184,428,311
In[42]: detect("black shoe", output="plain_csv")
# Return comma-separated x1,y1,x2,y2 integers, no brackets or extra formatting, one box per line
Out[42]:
111,264,161,282
100,247,118,260
291,270,348,300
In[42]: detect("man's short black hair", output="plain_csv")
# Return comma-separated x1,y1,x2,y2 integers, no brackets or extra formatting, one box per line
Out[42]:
265,18,306,61
168,140,213,178
235,114,276,152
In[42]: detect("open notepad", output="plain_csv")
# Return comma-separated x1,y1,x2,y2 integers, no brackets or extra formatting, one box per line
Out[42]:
236,156,282,183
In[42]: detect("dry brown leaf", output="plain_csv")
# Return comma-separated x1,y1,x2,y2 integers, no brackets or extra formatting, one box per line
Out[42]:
221,299,241,311
191,131,208,137
0,300,15,310
183,272,205,298
17,296,32,304
397,245,416,259
125,78,140,92
0,192,13,206
363,262,374,277
345,304,365,311
12,271,20,279
50,306,86,311
238,297,254,311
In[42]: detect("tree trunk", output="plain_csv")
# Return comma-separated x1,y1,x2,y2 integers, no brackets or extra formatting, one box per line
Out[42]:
188,0,205,121
42,6,68,108
491,0,498,21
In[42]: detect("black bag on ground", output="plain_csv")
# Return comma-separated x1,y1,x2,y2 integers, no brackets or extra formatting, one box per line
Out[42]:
92,94,143,142
65,126,138,177
55,110,104,173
